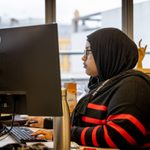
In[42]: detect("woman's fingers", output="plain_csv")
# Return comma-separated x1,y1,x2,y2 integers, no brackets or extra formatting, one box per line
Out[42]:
36,135,46,140
31,130,46,136
29,122,39,127
31,130,53,140
26,117,44,128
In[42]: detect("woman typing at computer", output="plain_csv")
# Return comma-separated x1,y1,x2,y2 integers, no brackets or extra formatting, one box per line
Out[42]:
30,28,150,149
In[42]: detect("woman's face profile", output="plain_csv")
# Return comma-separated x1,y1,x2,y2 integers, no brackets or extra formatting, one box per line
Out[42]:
82,41,98,77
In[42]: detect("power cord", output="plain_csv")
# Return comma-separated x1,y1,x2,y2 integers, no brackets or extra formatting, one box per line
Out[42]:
0,96,16,140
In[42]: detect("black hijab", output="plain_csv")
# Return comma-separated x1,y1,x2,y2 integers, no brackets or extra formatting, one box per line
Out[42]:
71,28,150,126
87,28,138,82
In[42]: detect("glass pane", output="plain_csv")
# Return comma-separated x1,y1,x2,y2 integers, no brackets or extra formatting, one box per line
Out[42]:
134,0,150,68
0,0,45,28
57,0,121,81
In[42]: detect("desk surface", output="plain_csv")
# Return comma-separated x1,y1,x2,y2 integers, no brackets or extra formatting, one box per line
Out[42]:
0,127,118,150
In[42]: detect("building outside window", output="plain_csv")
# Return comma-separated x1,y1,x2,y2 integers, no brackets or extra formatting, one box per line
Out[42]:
57,0,121,83
0,0,44,28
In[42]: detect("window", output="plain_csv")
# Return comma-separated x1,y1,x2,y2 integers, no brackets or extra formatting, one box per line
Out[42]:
134,0,150,68
0,0,44,28
56,0,121,82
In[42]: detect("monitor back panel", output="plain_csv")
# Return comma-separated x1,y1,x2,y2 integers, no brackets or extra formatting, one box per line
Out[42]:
0,24,62,116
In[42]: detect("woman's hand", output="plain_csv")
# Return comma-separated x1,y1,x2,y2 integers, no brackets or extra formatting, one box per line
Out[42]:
26,117,44,128
31,129,53,140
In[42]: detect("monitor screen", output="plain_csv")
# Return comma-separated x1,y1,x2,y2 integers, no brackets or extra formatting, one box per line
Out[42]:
0,23,62,116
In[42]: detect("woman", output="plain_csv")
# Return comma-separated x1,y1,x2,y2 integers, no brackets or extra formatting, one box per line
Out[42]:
32,28,150,149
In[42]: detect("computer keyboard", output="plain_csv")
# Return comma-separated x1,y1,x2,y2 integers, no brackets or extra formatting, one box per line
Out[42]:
7,127,47,144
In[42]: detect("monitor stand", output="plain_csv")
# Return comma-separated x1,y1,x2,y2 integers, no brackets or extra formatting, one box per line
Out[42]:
53,97,70,150
0,91,26,136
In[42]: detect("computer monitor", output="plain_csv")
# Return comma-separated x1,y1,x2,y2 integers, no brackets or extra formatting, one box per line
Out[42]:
0,23,62,116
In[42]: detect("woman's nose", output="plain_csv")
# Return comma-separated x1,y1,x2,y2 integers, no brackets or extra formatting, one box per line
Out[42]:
81,55,86,61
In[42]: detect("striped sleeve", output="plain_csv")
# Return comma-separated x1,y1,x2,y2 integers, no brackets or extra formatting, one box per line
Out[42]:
71,113,147,149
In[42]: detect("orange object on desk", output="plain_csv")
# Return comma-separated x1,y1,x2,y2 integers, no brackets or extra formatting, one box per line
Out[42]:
83,148,96,150
64,82,77,115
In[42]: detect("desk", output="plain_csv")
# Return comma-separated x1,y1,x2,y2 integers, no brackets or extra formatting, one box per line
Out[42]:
0,128,118,150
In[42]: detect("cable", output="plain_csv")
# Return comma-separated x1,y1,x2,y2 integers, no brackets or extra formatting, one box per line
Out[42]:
0,95,16,139
0,97,5,135
0,131,10,141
